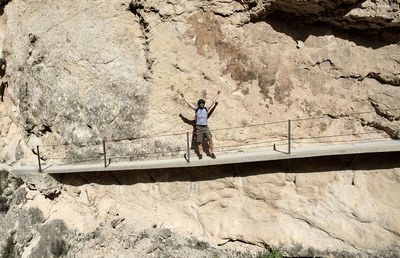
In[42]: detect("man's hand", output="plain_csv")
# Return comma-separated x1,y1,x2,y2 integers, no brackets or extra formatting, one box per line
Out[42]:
217,90,221,94
180,93,184,98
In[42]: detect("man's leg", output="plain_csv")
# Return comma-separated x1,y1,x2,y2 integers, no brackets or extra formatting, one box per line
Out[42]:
198,143,203,157
205,128,216,159
209,140,216,158
196,126,204,159
209,140,214,153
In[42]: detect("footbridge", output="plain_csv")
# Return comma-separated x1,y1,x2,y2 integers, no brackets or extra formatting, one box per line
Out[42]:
11,108,400,174
11,140,400,174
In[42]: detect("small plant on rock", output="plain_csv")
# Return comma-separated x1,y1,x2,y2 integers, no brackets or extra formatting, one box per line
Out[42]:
1,233,15,258
13,177,24,188
257,245,284,258
50,238,68,257
0,196,9,213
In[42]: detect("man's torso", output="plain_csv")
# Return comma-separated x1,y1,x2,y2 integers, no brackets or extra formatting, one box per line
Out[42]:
194,106,208,126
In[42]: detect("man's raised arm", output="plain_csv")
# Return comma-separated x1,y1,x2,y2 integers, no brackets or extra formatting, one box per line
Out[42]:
180,93,196,110
209,90,221,109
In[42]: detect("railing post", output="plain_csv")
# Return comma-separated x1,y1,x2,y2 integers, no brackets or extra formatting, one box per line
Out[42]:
288,119,291,154
36,145,42,173
186,132,190,163
103,139,107,168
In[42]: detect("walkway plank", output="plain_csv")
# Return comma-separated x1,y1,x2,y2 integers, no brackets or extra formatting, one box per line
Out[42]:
11,140,400,174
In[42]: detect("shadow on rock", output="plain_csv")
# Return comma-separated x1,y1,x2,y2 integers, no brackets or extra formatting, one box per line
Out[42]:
263,14,400,49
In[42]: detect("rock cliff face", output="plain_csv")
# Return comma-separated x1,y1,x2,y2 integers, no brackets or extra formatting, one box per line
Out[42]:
0,0,399,257
1,154,400,257
1,0,399,165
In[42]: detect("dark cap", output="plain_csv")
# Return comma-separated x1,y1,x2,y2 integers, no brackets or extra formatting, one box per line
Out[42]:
197,99,205,105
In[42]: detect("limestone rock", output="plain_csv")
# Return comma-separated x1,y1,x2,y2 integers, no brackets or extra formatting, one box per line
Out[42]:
3,0,149,145
7,154,395,257
0,0,399,164
1,155,400,257
0,0,399,257
0,166,9,195
111,217,125,229
246,0,400,32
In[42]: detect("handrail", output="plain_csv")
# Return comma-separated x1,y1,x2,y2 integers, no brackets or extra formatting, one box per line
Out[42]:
33,107,399,171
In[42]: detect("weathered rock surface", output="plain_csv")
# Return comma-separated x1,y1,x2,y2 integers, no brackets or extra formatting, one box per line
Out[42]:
2,153,400,257
0,0,399,166
0,0,400,256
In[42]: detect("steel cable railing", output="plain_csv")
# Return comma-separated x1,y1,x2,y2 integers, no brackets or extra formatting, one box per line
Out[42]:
103,132,187,163
290,108,400,122
293,137,387,146
292,131,383,141
33,108,399,172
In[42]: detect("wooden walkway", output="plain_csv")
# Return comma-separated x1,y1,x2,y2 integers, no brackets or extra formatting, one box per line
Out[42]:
11,140,400,174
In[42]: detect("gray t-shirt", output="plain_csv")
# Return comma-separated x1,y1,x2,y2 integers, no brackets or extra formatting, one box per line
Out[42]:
194,106,208,126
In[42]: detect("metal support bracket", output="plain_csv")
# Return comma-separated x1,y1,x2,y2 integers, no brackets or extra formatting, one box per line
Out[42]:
273,119,291,155
184,132,190,163
288,119,291,154
103,139,111,168
37,145,42,173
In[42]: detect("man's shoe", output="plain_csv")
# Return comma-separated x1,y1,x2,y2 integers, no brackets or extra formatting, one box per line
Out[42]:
211,153,216,159
199,154,203,160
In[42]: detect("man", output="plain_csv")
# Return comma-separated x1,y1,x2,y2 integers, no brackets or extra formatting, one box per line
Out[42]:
180,90,221,159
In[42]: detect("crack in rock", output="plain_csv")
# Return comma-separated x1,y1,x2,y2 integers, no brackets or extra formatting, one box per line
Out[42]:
366,72,400,87
337,72,400,87
313,59,340,71
217,237,258,247
0,81,7,102
368,97,400,122
129,1,154,81
282,211,361,252
324,113,349,119
337,74,363,80
361,119,399,139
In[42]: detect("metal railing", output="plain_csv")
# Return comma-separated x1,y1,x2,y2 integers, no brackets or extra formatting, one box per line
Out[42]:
34,108,399,172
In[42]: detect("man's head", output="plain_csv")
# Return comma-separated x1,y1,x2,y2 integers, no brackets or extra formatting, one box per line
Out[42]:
198,99,205,108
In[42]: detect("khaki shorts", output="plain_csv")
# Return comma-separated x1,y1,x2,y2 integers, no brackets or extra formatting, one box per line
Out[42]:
195,125,212,143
